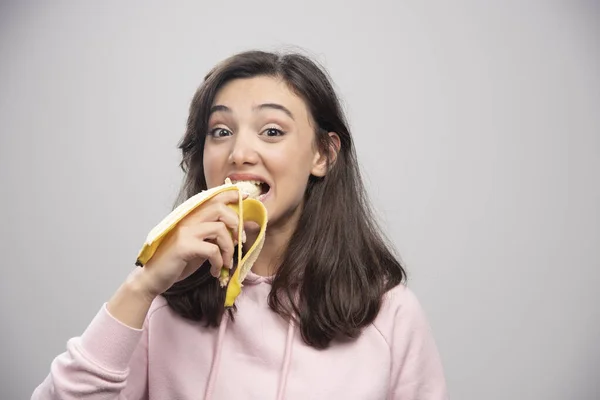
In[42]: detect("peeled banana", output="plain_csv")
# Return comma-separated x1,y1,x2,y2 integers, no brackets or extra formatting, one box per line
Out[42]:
135,178,268,307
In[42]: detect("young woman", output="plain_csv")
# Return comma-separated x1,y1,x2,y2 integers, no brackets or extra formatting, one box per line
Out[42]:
32,50,448,399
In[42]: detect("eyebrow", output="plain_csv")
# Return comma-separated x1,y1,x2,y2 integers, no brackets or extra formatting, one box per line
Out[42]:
254,103,295,120
208,105,232,116
208,103,295,120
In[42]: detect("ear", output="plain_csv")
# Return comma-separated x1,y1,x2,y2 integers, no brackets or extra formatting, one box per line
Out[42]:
311,132,341,177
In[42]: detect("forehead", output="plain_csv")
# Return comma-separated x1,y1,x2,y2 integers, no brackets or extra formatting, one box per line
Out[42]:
212,76,311,123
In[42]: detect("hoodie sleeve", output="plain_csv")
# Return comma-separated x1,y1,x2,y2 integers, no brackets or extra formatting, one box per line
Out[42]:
31,303,149,400
378,285,449,400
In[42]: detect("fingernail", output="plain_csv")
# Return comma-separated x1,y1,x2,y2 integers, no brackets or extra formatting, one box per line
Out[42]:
242,230,247,243
230,258,234,269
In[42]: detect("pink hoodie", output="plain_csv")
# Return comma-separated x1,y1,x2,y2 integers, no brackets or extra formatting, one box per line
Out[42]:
32,271,448,399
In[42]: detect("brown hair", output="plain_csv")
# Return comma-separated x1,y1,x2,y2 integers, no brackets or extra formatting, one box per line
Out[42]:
162,50,407,349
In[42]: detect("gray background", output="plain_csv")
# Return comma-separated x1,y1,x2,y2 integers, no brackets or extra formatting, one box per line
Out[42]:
1,1,599,399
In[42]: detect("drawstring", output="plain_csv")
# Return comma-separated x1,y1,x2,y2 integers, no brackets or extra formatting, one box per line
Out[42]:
203,297,296,400
204,312,229,400
276,319,295,400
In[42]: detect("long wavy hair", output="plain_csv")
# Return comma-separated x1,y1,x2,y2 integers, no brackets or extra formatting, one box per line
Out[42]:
162,50,406,349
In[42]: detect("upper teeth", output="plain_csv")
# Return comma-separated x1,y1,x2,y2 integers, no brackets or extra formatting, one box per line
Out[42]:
225,178,264,199
231,180,263,185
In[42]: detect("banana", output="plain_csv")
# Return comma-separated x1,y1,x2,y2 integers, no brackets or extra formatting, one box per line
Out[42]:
135,178,268,307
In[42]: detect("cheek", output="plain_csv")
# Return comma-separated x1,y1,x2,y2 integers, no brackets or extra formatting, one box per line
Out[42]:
268,146,315,189
268,147,303,177
202,146,225,187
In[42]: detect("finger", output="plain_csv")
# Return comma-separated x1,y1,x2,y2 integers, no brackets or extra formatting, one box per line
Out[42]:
207,222,236,272
186,189,244,219
194,222,235,273
191,201,243,243
177,256,208,282
212,189,249,205
195,190,248,217
216,203,243,243
192,240,223,278
199,241,223,279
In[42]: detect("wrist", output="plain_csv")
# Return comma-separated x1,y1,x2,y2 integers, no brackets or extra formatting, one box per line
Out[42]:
106,268,157,329
125,267,159,304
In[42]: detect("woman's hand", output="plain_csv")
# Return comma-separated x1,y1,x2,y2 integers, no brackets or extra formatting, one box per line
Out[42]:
137,190,246,299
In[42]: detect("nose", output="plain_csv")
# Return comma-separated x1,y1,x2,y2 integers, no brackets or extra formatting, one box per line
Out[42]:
228,131,259,166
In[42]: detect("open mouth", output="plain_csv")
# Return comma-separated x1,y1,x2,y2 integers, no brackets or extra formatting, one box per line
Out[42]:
230,180,271,201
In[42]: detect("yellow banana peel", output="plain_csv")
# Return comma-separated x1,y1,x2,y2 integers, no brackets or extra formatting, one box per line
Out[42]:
135,178,268,307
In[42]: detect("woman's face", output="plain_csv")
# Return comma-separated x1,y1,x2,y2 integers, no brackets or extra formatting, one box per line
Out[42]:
203,75,328,229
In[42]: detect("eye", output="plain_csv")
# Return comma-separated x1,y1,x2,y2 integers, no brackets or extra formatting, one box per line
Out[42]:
208,127,233,138
262,127,285,137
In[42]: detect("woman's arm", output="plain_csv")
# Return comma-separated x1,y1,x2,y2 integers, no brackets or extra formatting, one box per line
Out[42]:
31,270,154,400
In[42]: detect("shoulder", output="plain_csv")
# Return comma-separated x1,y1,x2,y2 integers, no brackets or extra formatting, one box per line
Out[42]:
372,283,433,345
146,295,172,322
380,283,426,320
373,286,449,397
